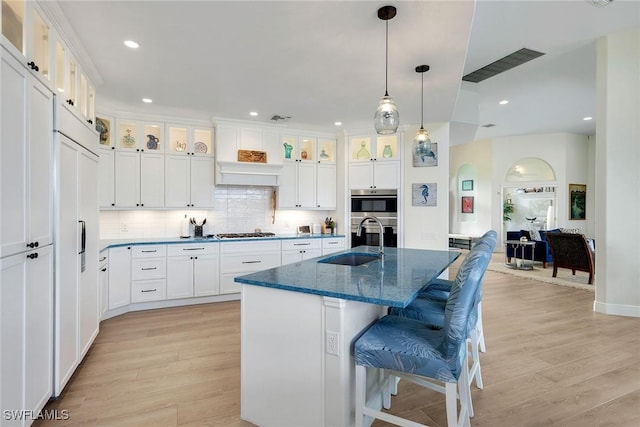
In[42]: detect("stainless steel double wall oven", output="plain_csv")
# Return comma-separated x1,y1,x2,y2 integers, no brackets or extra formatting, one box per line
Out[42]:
350,189,398,248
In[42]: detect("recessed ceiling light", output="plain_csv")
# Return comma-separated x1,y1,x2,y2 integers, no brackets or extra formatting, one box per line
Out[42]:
499,100,509,105
124,40,139,49
583,116,593,121
249,112,258,117
142,98,152,103
334,121,342,126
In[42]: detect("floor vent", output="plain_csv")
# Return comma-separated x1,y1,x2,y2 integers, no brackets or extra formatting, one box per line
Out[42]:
463,48,545,83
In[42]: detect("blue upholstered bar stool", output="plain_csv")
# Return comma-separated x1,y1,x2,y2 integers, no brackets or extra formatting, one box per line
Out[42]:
354,247,492,427
387,231,497,418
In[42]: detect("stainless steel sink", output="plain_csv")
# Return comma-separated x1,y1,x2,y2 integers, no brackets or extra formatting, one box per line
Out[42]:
318,253,380,266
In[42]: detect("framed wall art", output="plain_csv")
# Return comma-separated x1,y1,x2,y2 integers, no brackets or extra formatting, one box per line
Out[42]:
461,179,473,191
412,142,438,167
569,184,586,220
461,196,474,213
412,183,437,206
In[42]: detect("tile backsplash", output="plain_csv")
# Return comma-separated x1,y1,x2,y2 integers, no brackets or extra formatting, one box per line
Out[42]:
99,185,334,239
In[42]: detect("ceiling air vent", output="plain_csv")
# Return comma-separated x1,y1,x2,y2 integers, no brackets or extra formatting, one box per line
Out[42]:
270,114,291,123
481,124,496,128
463,48,545,83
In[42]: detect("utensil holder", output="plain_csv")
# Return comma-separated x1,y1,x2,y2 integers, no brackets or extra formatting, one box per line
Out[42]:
194,225,203,238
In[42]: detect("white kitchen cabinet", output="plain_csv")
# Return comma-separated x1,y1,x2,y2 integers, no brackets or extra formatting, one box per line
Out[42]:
130,245,166,303
348,135,400,190
279,135,336,209
281,239,322,265
166,124,213,156
220,240,281,294
165,154,215,208
114,151,164,208
1,245,54,426
56,126,100,396
321,237,345,255
1,47,53,258
166,243,220,298
108,246,131,310
99,252,108,319
98,147,115,208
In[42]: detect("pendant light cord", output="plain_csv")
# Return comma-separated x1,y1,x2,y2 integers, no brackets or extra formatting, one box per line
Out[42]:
420,71,424,128
384,19,389,96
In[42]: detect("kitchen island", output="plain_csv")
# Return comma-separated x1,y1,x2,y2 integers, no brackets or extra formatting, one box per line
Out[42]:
235,246,460,427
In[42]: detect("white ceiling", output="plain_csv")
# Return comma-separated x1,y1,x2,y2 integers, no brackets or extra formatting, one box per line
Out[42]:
56,0,640,143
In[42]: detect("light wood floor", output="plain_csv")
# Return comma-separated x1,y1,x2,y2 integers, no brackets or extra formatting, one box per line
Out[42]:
36,254,640,427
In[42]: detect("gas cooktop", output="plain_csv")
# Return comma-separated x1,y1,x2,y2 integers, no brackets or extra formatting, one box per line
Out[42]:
216,232,276,239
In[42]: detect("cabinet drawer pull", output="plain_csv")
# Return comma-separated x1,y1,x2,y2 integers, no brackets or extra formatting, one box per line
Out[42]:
141,249,157,253
328,242,338,244
242,260,261,264
183,247,205,251
293,243,311,246
141,267,157,271
141,289,157,293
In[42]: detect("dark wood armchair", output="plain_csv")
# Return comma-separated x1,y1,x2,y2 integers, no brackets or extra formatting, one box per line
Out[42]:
544,232,595,284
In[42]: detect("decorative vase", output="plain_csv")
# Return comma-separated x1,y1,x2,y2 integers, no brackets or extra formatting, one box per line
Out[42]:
301,150,308,160
320,148,330,160
283,142,293,159
382,145,392,158
356,141,370,160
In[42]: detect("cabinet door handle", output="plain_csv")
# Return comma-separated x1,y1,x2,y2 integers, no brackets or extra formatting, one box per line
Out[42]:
99,256,107,262
141,267,157,271
101,268,107,272
27,253,39,259
183,247,205,251
87,119,94,125
141,289,157,293
242,260,261,264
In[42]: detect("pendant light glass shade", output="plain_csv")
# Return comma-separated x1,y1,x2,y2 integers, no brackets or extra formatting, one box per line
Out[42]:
374,94,399,135
374,6,399,135
413,64,431,157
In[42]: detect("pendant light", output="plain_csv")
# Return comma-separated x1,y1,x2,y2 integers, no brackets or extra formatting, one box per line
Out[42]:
413,64,432,158
374,5,399,135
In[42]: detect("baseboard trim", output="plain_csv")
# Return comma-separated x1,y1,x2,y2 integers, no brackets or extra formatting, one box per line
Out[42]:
593,300,640,318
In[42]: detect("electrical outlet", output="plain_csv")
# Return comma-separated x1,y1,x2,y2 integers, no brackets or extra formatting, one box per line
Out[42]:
326,331,339,356
284,220,290,228
120,223,128,232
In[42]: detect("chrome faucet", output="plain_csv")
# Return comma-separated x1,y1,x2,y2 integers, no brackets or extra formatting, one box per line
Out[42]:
356,216,384,255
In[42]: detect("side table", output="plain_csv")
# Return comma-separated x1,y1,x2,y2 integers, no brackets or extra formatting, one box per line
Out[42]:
504,240,536,270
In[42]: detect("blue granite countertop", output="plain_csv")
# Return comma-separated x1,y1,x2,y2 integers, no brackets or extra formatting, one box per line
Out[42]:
100,234,346,252
234,246,461,308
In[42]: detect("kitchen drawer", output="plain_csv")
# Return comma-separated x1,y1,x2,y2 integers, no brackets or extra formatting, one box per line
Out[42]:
221,240,281,254
321,237,345,255
131,279,166,303
220,252,281,273
131,257,166,281
131,245,166,258
167,243,219,257
281,239,321,251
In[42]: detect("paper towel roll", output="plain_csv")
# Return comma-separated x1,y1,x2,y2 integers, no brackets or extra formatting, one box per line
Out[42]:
180,215,190,238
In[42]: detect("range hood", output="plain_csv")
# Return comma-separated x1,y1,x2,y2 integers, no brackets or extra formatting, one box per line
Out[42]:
216,161,283,186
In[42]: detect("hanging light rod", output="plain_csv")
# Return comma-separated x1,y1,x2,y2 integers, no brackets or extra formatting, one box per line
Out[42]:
374,5,399,135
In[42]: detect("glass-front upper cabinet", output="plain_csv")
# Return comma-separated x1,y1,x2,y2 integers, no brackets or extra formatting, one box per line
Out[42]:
349,135,399,161
167,125,212,156
116,120,139,150
318,138,336,163
2,0,26,55
142,122,163,152
281,135,317,162
30,6,49,81
95,115,114,148
67,56,77,109
54,40,64,93
1,1,53,84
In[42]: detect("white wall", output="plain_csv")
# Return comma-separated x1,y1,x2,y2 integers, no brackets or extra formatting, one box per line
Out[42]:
99,185,334,239
402,123,450,250
594,29,640,316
